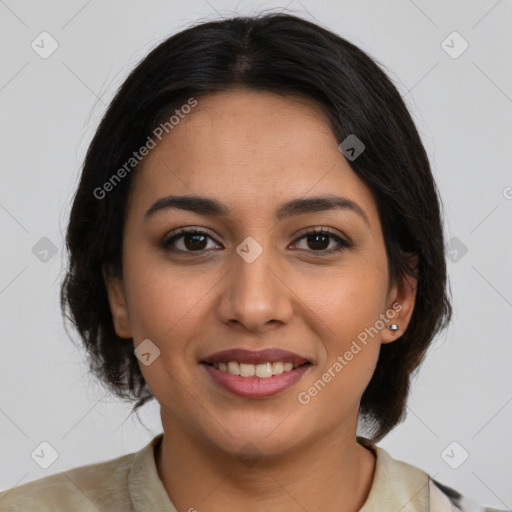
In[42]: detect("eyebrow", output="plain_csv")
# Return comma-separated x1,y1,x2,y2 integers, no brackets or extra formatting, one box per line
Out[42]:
144,194,370,226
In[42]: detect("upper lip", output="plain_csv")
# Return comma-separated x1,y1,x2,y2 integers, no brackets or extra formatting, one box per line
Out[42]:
201,348,310,365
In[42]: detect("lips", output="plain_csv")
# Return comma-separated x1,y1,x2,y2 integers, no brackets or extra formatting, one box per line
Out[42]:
200,348,312,398
200,348,310,366
201,361,311,398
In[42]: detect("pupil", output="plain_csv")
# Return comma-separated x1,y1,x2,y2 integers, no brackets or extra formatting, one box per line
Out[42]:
309,234,328,250
185,234,207,250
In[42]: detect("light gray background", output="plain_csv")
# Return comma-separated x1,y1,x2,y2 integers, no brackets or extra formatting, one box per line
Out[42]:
1,0,511,508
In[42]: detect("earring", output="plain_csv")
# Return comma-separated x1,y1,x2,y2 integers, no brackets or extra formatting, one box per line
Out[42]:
388,324,399,332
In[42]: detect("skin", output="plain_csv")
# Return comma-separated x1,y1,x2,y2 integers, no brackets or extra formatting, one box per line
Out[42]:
104,89,417,512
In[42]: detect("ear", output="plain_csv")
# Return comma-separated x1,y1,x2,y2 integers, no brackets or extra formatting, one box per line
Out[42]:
102,265,132,339
381,255,418,344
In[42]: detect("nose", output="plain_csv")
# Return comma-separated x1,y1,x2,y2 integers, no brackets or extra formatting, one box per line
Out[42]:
216,240,294,333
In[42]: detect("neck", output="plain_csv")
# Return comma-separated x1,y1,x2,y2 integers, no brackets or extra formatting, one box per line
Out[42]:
155,415,376,512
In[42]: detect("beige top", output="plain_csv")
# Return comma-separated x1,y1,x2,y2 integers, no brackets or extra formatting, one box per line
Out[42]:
0,434,499,511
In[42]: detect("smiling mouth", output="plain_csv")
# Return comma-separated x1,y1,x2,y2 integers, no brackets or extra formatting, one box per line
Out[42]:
202,361,312,378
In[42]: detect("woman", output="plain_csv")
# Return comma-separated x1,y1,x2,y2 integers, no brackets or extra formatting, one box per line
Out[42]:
0,12,507,512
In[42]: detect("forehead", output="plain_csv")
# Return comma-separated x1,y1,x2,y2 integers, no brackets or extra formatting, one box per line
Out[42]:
127,90,378,225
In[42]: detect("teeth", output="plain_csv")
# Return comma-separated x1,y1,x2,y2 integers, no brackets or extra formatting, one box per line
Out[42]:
227,361,240,375
211,361,303,378
255,362,272,378
272,361,284,375
240,363,255,377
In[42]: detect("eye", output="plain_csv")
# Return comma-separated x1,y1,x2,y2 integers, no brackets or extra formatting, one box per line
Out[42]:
291,228,352,255
161,227,352,256
161,228,221,254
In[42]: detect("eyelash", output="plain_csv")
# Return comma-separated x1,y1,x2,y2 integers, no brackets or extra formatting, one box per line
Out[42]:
161,227,352,257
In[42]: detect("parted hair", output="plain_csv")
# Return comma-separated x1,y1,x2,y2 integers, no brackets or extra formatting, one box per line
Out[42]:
60,11,452,442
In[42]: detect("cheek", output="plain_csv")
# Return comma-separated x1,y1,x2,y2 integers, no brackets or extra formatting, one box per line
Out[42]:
122,250,222,353
297,281,384,415
299,263,388,339
123,260,215,403
297,264,386,391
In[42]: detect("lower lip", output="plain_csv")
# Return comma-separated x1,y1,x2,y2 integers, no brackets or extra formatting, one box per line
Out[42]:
201,363,311,399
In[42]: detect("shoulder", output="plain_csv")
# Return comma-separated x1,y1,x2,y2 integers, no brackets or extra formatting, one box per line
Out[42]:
0,450,135,512
429,478,511,512
358,437,510,512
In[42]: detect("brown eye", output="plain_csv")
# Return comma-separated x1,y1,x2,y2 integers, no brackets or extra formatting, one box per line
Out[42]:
162,228,220,253
305,232,330,251
292,228,351,255
182,232,208,250
161,227,351,257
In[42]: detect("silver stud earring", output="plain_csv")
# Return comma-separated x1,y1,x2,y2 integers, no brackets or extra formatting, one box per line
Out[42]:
388,324,399,332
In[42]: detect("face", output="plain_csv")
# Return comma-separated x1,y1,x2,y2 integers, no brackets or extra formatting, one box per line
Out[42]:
105,89,416,458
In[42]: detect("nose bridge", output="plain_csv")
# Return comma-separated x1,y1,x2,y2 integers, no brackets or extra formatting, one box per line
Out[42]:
218,236,293,330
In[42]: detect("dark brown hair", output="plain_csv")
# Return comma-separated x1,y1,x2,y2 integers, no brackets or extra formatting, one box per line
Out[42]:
60,11,452,442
